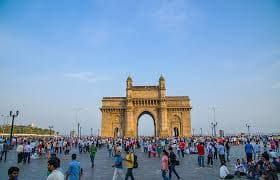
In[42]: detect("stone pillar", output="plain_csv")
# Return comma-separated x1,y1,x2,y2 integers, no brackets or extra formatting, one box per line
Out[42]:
101,110,113,137
181,108,191,137
125,99,135,137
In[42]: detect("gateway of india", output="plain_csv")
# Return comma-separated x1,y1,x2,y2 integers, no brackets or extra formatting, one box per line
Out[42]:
100,75,192,138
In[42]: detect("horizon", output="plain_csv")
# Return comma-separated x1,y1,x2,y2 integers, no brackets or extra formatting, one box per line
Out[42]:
0,0,279,136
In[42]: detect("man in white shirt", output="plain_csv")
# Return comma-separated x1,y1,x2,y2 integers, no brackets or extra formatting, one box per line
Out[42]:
220,161,234,179
16,142,24,163
23,141,32,163
47,156,64,180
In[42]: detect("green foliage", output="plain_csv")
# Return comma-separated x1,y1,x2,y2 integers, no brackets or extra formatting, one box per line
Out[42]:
0,125,54,135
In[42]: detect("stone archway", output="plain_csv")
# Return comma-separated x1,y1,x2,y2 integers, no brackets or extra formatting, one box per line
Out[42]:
100,75,192,138
173,127,179,137
137,111,156,137
114,127,119,138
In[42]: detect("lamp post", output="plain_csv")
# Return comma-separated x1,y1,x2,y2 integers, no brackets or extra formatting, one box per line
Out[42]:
49,125,53,136
246,123,251,137
200,128,202,136
91,128,93,137
77,123,80,138
210,124,214,136
211,122,217,137
192,128,195,136
80,126,82,138
9,111,19,145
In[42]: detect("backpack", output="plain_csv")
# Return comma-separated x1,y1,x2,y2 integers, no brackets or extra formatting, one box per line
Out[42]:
133,154,138,168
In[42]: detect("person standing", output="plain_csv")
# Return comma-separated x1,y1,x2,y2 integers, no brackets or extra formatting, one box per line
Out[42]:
16,142,24,163
124,149,134,180
147,142,152,158
23,141,32,164
197,142,205,167
66,154,82,180
161,150,169,180
217,142,226,164
254,141,261,160
47,157,64,180
0,140,8,162
245,141,254,163
225,140,230,162
107,142,113,158
89,142,97,168
206,143,214,166
112,150,125,180
179,141,186,158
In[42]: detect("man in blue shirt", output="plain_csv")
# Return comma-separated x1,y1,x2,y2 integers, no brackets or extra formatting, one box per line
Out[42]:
112,150,124,180
217,142,225,165
245,141,254,163
66,154,82,180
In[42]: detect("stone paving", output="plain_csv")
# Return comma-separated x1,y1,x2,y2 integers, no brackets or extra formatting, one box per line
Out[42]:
0,145,247,180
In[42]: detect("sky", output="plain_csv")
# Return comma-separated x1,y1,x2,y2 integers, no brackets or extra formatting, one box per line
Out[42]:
0,0,279,136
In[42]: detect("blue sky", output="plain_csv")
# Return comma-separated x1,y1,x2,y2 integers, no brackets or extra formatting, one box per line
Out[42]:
0,0,279,135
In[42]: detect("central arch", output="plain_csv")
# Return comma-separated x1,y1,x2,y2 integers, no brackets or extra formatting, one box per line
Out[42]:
137,111,156,137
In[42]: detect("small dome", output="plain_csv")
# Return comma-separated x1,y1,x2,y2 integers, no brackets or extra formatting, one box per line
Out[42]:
127,75,132,82
159,74,165,81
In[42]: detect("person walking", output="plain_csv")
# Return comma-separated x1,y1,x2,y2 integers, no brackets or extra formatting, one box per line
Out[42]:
89,142,97,168
161,150,169,180
124,149,134,180
47,156,64,180
0,140,9,162
66,154,82,180
112,150,125,180
168,147,180,179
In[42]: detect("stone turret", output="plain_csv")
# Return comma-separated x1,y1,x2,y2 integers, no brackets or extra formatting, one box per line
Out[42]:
126,75,133,89
159,74,165,90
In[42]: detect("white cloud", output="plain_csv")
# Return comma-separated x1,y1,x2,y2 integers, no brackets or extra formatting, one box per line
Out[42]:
64,72,110,83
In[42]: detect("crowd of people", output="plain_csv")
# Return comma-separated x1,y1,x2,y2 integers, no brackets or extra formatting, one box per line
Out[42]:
0,134,279,180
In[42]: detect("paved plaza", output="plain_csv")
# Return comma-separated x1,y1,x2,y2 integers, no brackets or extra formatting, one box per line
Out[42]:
0,145,249,180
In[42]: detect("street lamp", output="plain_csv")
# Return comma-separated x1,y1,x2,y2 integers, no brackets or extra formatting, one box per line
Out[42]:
192,128,195,136
9,111,19,145
91,128,93,136
211,122,217,137
80,126,82,138
200,128,202,136
74,107,87,138
77,123,80,138
246,123,251,137
49,125,53,136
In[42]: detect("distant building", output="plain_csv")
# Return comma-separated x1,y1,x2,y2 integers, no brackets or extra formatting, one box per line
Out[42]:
70,130,76,138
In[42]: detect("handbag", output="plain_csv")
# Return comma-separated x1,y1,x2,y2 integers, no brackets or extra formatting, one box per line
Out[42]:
175,159,180,166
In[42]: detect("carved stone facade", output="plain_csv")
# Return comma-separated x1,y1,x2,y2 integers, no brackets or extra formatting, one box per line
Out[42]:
100,76,192,138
